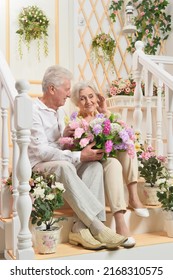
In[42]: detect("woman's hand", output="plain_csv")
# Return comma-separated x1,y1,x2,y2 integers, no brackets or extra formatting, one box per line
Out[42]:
97,94,110,116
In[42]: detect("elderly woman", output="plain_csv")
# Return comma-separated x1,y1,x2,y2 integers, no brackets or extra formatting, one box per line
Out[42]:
69,80,150,248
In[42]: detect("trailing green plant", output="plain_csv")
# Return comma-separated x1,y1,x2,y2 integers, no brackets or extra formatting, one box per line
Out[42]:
109,0,171,55
91,32,116,64
16,5,49,61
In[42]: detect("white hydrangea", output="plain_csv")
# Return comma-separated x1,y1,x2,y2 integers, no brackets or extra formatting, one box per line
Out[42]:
52,182,65,192
46,194,55,200
33,186,45,199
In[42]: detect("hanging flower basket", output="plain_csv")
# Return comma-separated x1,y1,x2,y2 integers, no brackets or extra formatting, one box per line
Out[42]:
16,5,50,61
91,32,116,65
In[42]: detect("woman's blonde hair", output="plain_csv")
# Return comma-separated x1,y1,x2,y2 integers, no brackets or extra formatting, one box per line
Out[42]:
71,80,99,106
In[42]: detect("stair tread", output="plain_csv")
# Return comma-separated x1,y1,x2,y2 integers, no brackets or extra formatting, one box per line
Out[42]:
34,231,172,260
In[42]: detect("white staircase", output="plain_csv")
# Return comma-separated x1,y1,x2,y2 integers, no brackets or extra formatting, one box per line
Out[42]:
1,42,173,260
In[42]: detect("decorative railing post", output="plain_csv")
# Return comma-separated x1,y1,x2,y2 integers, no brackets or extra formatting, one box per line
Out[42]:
0,86,10,218
133,41,144,136
165,88,173,174
14,80,34,259
145,70,153,147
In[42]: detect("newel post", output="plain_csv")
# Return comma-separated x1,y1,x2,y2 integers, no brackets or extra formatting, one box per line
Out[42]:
14,80,34,259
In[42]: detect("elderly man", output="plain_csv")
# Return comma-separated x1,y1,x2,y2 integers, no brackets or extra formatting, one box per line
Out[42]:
28,65,127,250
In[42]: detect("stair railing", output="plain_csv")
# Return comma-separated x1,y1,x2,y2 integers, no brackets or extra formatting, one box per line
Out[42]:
0,50,34,259
133,41,173,174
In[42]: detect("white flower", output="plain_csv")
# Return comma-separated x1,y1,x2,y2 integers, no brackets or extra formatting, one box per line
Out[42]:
52,182,65,192
46,194,55,200
33,186,45,199
111,123,122,133
35,176,44,183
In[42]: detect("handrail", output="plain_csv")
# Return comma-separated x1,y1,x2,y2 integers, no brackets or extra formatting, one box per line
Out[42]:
133,41,173,173
0,50,18,111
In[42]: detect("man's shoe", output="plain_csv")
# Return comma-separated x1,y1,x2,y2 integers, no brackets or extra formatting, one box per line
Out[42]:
121,237,136,248
69,229,105,250
93,227,127,249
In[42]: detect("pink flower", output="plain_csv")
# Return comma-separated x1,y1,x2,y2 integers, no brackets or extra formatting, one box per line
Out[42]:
79,138,90,148
74,127,85,138
105,140,113,153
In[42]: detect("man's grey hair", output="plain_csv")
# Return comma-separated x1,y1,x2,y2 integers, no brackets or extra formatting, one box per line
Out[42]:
71,80,99,106
42,65,73,93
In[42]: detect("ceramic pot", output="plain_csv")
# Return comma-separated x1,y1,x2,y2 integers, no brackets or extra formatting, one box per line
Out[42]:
163,211,173,238
1,184,13,218
142,184,161,206
35,226,62,254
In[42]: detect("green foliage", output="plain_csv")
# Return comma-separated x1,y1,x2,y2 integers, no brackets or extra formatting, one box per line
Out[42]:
109,0,171,55
157,177,173,212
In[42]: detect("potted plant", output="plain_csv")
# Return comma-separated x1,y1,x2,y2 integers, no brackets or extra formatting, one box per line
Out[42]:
91,32,116,65
30,171,67,254
16,5,49,61
137,145,167,205
157,175,173,237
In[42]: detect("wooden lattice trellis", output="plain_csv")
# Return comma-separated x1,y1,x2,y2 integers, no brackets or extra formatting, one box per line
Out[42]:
75,0,165,95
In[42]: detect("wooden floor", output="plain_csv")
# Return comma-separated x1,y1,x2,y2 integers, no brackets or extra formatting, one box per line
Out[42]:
34,231,173,260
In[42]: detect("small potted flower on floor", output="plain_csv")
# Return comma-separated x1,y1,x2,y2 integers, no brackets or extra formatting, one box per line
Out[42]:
30,171,67,254
138,145,167,206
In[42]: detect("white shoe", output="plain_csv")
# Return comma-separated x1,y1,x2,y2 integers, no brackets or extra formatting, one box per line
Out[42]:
121,237,136,248
133,208,149,217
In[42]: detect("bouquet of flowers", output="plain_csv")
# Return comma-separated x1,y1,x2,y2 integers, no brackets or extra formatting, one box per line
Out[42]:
58,112,136,160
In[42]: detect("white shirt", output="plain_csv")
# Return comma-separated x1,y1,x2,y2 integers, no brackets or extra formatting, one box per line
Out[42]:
28,98,81,168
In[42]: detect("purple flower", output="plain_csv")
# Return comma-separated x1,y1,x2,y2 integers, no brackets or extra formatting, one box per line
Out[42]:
92,124,102,135
70,111,78,121
119,129,129,143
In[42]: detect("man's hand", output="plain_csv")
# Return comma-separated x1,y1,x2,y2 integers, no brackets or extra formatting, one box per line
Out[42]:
63,125,74,137
80,142,104,162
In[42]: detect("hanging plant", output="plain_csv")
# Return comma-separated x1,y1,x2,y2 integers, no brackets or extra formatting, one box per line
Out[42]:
16,5,49,61
91,32,116,65
109,0,171,55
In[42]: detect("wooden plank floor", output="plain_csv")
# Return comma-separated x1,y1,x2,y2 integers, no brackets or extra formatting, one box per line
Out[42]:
34,231,173,260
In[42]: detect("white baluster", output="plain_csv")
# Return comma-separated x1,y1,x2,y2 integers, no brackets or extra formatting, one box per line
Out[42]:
165,87,173,174
133,41,144,135
0,87,10,218
145,71,153,146
11,115,20,257
14,80,34,259
156,67,164,155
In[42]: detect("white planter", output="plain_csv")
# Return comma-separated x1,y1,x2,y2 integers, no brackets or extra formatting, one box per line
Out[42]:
142,184,161,206
164,220,173,238
35,226,62,254
1,185,13,218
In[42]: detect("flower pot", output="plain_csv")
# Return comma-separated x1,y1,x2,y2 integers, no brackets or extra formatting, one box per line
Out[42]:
35,226,63,254
163,211,173,238
1,185,13,218
142,184,161,206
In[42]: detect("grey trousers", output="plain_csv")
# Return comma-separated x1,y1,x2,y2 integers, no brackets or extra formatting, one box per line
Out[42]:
33,160,106,227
